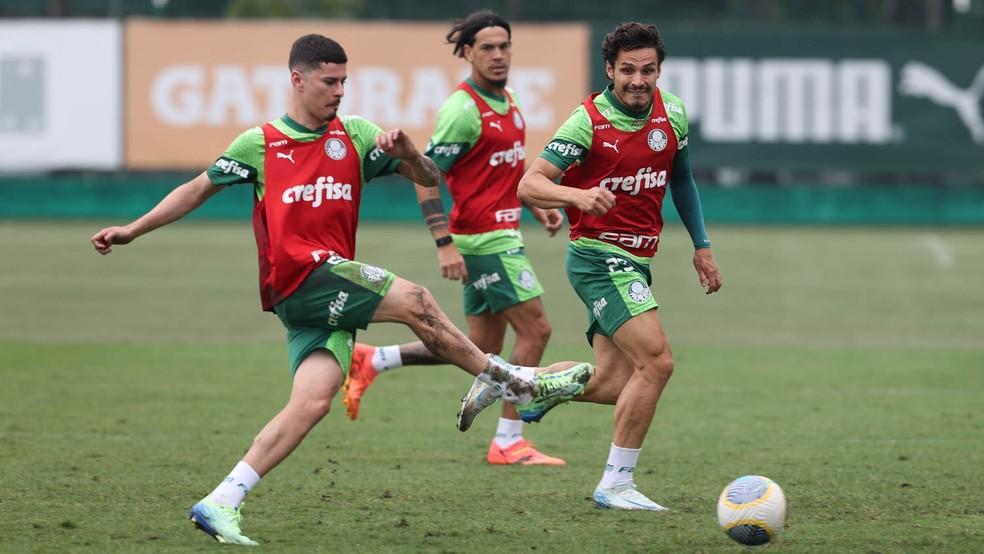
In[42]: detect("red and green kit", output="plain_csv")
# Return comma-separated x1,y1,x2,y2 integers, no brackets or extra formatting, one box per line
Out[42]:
443,82,525,235
561,90,678,258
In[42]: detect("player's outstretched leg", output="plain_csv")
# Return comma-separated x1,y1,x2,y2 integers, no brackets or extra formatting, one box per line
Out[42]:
458,358,594,430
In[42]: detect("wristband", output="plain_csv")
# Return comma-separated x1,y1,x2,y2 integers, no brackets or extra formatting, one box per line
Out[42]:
435,236,453,247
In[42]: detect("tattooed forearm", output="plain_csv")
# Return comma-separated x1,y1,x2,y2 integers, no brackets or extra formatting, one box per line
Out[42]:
420,198,448,235
404,154,441,188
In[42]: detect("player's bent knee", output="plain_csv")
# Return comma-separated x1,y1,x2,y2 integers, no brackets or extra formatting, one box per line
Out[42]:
296,396,333,424
639,352,674,384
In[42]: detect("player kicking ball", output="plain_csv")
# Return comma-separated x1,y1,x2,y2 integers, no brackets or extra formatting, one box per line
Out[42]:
91,34,592,545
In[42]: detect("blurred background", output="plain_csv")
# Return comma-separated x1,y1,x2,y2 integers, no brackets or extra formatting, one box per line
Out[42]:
1,0,983,223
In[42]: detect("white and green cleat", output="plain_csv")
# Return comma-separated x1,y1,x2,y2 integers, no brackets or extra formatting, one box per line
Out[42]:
188,497,259,546
516,362,594,423
593,482,669,511
456,376,503,432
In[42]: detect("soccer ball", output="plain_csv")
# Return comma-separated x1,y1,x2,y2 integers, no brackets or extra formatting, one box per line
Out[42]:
717,475,787,546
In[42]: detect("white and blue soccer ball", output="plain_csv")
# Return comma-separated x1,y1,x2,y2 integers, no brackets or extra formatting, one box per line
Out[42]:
717,475,787,546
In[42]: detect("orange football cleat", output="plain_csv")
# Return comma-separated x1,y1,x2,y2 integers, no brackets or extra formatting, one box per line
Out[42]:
343,343,377,420
486,439,566,466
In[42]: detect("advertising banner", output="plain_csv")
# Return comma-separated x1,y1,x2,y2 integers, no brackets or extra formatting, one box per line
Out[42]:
0,21,121,171
646,28,984,171
126,21,589,169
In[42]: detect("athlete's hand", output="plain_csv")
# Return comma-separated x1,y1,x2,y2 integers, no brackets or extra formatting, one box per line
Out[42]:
574,188,616,215
375,128,419,160
90,226,135,255
531,207,564,237
437,243,468,281
693,248,722,294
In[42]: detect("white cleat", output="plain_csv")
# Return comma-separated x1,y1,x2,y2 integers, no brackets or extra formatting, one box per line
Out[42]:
456,377,503,432
593,483,669,511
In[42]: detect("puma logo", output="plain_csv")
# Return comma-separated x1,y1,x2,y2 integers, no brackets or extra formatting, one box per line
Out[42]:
900,61,984,143
489,121,503,132
602,139,620,153
276,150,295,163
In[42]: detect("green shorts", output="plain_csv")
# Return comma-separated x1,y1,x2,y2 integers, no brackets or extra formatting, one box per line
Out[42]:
565,242,658,344
462,247,544,315
273,258,395,377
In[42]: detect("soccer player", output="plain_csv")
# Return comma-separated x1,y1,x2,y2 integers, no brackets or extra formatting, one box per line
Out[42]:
513,22,722,510
343,11,567,466
90,34,593,544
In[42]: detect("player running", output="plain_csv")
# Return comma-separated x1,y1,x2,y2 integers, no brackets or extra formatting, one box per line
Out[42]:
343,11,567,466
90,34,592,544
463,22,723,510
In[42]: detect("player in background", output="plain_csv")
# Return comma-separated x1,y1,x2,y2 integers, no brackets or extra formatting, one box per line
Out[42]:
90,34,593,545
496,22,723,510
343,11,568,466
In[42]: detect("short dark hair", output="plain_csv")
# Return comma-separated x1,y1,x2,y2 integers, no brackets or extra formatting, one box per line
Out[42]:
289,34,347,71
446,10,511,58
601,22,666,67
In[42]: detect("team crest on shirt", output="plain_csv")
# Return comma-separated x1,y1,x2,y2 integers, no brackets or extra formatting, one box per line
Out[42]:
325,138,347,160
360,265,387,283
512,110,524,130
647,129,668,152
627,281,652,303
517,269,537,291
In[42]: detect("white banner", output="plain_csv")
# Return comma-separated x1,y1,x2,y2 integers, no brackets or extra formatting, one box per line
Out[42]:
0,21,121,170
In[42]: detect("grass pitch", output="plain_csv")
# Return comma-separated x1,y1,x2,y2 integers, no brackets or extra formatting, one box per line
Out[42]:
1,220,982,552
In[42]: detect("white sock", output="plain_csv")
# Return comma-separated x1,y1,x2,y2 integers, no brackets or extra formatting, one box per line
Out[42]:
478,364,535,404
493,417,524,448
208,461,261,508
598,443,641,489
371,345,403,373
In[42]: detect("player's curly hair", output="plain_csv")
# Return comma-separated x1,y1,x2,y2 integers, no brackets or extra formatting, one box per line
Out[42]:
289,34,347,71
601,22,666,67
446,10,511,58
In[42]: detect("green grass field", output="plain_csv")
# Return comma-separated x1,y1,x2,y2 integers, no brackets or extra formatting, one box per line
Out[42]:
1,220,982,552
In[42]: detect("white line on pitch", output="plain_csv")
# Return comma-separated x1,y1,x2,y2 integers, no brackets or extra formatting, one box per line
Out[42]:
922,234,954,268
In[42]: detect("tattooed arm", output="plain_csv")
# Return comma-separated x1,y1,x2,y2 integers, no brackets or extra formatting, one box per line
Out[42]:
416,184,467,282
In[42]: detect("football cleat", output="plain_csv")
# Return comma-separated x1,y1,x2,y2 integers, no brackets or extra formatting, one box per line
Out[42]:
188,498,259,546
486,439,566,466
456,377,503,432
343,343,377,420
516,362,594,423
593,483,668,511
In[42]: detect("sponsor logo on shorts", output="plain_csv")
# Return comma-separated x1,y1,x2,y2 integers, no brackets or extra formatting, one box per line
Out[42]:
325,138,347,160
627,281,652,303
360,265,387,283
327,290,350,327
472,272,501,290
592,297,608,318
517,269,537,291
